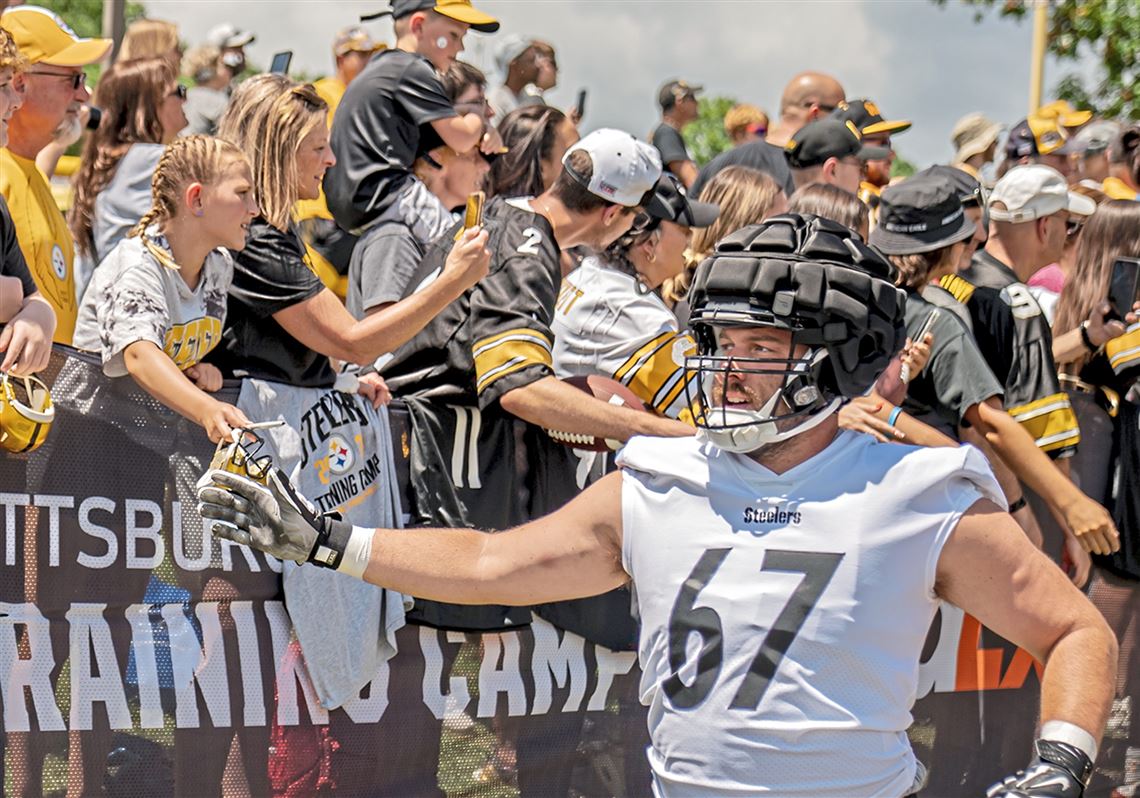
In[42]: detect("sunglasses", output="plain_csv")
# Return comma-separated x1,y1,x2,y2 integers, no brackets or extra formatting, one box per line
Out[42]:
29,69,86,90
170,84,188,101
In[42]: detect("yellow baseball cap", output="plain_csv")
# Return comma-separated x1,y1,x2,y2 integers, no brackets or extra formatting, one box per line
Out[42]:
0,5,110,67
1036,99,1093,129
362,0,499,33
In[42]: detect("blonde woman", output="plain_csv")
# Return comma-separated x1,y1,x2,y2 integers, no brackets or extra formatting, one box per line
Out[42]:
117,18,181,73
663,166,787,325
211,78,490,400
73,136,259,442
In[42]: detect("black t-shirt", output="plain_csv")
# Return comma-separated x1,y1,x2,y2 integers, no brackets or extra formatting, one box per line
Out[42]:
325,49,457,233
209,218,334,388
650,122,691,168
1,195,37,297
382,197,561,409
690,139,796,200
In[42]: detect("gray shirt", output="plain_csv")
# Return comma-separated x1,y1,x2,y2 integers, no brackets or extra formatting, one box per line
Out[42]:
346,219,424,320
92,143,163,264
182,86,229,136
901,290,1004,439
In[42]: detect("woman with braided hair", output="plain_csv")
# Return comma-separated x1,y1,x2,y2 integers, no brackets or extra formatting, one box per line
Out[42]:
72,135,259,442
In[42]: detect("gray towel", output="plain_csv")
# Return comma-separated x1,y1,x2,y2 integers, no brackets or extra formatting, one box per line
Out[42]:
237,379,410,709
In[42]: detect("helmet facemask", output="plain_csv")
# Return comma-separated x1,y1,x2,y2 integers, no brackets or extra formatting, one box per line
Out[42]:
685,325,841,454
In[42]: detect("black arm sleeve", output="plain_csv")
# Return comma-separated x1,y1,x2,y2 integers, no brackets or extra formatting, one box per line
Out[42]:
0,196,37,298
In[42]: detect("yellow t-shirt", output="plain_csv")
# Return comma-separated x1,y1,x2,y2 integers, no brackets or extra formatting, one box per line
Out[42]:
0,148,77,343
1101,176,1138,201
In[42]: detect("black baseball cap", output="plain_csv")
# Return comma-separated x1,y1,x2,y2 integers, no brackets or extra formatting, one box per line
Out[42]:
643,173,720,228
658,80,702,111
916,164,985,208
831,98,911,137
361,0,500,32
784,118,890,168
869,173,976,256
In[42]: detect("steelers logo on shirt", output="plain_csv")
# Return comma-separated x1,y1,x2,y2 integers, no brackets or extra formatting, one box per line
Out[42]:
51,245,67,280
327,435,355,475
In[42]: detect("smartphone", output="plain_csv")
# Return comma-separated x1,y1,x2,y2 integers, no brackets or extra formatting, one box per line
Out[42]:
574,89,587,120
901,309,940,383
455,191,485,240
269,50,293,75
85,105,102,131
914,308,941,344
1108,257,1140,322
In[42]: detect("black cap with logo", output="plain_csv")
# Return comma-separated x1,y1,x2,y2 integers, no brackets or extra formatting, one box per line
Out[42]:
658,80,703,111
785,118,890,169
643,173,720,228
869,173,977,255
831,98,911,137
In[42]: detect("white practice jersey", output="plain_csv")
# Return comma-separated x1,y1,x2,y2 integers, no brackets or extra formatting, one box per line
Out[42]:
616,431,1002,797
552,255,697,420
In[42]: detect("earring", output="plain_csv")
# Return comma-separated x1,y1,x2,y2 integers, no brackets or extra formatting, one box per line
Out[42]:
194,209,204,217
647,252,657,263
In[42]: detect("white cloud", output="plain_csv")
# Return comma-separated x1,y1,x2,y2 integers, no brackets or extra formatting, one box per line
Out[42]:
144,0,1100,169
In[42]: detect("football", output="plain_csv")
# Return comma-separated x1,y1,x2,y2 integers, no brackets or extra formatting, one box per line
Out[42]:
544,375,648,452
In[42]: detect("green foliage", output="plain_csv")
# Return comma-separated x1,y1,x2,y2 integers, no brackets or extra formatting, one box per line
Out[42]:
41,0,147,38
683,96,737,166
935,0,1140,119
891,154,917,179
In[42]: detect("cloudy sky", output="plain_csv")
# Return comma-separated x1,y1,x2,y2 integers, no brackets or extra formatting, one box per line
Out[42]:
145,0,1095,168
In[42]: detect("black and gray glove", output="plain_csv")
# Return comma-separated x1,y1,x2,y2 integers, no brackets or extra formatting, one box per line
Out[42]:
986,739,1094,798
196,468,353,569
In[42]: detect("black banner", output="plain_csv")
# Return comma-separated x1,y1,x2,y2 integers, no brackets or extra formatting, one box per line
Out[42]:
0,349,1135,797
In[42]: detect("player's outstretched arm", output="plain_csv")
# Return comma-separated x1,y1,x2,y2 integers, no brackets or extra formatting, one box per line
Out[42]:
198,468,628,606
936,499,1118,797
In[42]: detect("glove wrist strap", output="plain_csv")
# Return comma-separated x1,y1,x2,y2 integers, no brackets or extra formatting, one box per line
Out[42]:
307,519,374,580
1035,738,1095,787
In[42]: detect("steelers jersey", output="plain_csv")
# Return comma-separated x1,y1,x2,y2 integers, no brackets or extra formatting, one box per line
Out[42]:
382,197,560,408
940,250,1080,457
617,431,1002,797
552,255,696,421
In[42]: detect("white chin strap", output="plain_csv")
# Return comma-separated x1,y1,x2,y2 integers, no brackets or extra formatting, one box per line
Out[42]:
698,397,841,454
697,347,839,455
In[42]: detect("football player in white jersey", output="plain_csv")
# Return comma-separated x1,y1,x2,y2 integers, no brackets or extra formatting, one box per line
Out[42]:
199,214,1117,798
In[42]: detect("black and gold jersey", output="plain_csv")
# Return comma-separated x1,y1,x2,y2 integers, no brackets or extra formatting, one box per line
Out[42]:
382,197,560,409
939,250,1080,458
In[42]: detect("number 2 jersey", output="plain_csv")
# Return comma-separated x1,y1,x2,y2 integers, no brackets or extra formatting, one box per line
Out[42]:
616,431,1002,797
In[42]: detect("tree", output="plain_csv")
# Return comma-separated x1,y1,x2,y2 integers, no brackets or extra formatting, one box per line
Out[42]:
683,96,737,166
935,0,1140,119
42,0,147,39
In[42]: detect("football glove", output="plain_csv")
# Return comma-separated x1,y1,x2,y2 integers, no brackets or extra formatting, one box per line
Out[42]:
986,739,1094,798
196,467,353,569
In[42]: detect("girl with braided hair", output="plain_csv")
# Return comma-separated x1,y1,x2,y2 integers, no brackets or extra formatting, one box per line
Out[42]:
72,134,259,442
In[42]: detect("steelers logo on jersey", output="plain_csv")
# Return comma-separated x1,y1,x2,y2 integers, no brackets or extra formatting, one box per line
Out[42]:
51,245,67,281
327,435,355,474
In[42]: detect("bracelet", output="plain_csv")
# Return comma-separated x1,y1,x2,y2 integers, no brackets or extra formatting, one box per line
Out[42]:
1008,496,1028,513
1080,320,1097,352
887,406,903,426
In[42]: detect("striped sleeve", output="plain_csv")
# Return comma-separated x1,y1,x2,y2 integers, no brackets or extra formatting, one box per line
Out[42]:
1006,392,1081,455
473,327,554,396
612,331,698,422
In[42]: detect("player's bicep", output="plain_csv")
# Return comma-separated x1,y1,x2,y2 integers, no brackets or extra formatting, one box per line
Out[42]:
482,471,627,600
935,499,1092,662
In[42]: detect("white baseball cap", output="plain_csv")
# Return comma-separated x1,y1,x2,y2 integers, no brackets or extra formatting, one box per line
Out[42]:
206,23,255,50
562,129,662,207
494,34,533,78
987,164,1096,223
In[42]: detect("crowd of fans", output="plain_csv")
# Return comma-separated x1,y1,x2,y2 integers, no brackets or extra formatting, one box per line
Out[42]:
1,1,1139,794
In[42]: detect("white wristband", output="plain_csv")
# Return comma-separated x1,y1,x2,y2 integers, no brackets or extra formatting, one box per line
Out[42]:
1040,720,1098,763
337,525,375,580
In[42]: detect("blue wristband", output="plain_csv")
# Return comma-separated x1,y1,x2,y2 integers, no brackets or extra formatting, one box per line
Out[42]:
887,406,903,426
